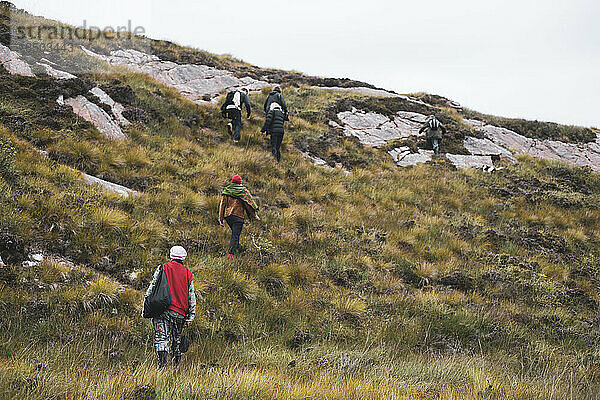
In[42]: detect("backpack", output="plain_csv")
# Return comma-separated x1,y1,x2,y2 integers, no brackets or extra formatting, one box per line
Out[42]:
223,91,236,108
428,117,440,129
142,264,171,319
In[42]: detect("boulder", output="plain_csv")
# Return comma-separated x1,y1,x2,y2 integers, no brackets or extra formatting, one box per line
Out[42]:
389,148,433,167
60,95,126,140
446,154,495,170
36,61,76,80
0,43,34,76
89,87,130,126
82,173,136,198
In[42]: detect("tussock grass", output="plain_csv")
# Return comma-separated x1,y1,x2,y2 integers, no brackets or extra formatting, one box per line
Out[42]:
0,7,599,397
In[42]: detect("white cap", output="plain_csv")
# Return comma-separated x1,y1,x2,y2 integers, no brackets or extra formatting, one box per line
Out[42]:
169,246,187,260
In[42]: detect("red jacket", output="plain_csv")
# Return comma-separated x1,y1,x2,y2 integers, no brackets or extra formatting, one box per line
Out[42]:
163,261,194,316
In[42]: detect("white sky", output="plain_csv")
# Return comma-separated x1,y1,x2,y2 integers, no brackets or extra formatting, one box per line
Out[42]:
13,0,600,128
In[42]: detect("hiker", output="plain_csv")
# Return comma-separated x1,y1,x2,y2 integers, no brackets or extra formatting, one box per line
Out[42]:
144,246,196,368
263,86,288,116
220,87,252,143
218,175,260,259
418,115,447,155
261,103,288,162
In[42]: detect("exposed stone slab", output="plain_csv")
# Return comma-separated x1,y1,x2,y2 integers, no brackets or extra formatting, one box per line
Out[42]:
81,46,270,103
300,151,333,170
389,148,433,167
89,87,130,126
36,62,76,79
446,154,495,170
82,173,136,198
0,43,35,77
465,119,600,172
59,95,126,140
463,136,516,162
337,108,424,147
317,86,403,98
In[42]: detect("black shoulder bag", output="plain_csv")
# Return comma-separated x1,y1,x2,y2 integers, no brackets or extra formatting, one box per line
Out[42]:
142,264,171,318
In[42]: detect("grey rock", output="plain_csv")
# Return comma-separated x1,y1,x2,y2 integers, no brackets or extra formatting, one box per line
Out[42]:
463,136,516,162
389,148,433,167
61,95,126,140
29,254,44,263
82,173,136,198
446,154,495,170
317,86,432,109
81,46,270,103
22,261,39,268
0,43,35,77
465,119,600,172
337,109,433,148
34,142,136,197
0,256,4,267
317,86,403,98
89,87,130,126
36,62,76,79
338,109,407,147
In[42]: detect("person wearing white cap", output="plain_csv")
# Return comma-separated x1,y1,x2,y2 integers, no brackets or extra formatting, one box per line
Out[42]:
144,245,196,368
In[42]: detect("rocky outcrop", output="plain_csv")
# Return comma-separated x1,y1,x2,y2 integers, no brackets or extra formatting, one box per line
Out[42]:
466,119,600,172
58,95,126,140
335,108,600,172
35,60,130,134
89,87,130,126
388,147,433,167
82,173,136,198
446,154,494,170
463,136,516,162
318,86,403,98
337,108,427,147
36,60,77,80
0,43,35,77
81,46,270,103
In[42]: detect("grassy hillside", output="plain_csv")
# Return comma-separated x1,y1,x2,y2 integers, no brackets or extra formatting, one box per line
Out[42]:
2,3,600,400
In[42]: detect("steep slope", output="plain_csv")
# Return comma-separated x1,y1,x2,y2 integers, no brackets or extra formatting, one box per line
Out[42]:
1,3,600,399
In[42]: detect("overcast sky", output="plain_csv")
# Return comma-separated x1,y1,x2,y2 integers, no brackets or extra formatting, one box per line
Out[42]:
13,0,600,127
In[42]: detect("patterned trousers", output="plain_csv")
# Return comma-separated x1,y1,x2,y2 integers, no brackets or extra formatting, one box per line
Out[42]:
153,311,185,356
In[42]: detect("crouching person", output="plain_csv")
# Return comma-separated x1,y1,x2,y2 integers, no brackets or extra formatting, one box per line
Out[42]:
144,246,196,368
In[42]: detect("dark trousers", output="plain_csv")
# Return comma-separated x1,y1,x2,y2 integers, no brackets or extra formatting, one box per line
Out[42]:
227,109,242,141
225,216,244,255
153,311,185,364
270,133,283,162
427,137,441,154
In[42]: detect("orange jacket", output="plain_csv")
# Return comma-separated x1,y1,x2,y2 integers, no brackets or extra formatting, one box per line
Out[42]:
218,195,256,222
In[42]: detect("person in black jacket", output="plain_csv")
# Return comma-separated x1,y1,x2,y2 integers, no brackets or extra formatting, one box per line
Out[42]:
263,86,288,116
261,103,288,162
220,88,252,143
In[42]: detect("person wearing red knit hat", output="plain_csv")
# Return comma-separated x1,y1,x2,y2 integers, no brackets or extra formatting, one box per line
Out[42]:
218,175,260,259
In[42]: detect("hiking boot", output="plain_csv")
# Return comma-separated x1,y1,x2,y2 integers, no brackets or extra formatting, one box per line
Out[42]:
157,350,168,369
235,249,239,255
227,123,233,136
233,139,240,143
227,254,234,260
